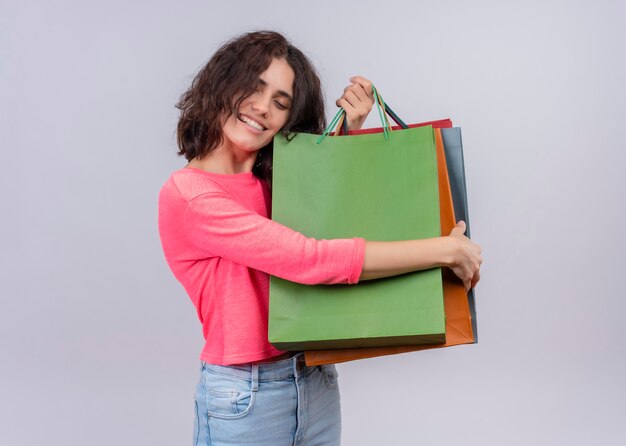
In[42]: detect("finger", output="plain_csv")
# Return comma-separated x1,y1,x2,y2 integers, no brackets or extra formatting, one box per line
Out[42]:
341,90,371,116
346,83,372,104
347,85,375,110
339,91,369,120
452,264,470,284
336,97,355,113
470,270,481,289
452,221,467,236
342,90,361,108
349,76,373,96
449,221,466,237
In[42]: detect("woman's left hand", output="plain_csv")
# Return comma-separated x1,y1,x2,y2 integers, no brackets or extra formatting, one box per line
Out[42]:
336,76,375,131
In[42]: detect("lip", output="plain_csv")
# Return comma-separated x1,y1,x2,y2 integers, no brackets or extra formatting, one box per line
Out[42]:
238,114,267,133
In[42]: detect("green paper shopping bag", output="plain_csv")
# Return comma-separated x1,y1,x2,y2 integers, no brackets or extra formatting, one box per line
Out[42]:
268,93,446,350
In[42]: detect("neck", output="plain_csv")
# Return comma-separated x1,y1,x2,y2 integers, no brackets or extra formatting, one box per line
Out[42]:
188,144,258,174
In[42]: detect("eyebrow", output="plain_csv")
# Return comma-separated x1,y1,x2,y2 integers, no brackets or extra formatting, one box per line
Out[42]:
258,79,293,102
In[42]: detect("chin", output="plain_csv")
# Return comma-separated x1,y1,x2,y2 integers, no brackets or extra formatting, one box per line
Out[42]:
232,135,272,152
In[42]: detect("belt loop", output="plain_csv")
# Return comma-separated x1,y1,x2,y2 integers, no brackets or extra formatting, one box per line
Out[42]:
251,364,259,392
295,353,306,375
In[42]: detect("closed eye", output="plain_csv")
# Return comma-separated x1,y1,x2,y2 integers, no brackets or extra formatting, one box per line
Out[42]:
257,78,292,110
274,100,288,110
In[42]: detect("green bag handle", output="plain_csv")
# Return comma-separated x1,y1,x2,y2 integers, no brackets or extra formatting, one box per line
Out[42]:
317,85,409,144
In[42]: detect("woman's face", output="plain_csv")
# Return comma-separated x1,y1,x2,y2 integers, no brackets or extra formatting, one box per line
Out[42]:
221,57,294,154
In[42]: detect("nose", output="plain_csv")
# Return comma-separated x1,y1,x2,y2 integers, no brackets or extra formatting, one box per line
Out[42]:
251,92,270,115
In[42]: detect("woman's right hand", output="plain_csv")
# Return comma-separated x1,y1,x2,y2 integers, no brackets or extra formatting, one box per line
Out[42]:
446,221,482,290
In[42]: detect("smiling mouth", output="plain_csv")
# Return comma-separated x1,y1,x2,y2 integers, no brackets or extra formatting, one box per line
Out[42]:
238,115,266,131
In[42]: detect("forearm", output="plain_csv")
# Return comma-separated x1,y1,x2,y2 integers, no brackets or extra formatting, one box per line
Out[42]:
360,237,454,281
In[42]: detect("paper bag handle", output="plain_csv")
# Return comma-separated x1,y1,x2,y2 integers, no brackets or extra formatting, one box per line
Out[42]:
317,85,409,144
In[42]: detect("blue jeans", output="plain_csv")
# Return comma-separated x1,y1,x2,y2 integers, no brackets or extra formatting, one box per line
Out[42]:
193,353,341,445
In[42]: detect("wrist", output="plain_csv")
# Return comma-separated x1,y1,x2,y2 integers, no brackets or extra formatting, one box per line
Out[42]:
347,116,366,131
439,236,458,268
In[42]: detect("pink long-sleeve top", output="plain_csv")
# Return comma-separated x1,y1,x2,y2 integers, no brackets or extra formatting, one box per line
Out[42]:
158,167,366,365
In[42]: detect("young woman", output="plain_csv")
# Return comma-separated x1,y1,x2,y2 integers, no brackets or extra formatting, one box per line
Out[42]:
159,31,481,446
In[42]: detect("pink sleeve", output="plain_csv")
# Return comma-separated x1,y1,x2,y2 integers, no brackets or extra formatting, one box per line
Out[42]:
182,191,365,285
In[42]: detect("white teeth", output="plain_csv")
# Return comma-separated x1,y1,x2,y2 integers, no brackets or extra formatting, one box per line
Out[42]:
240,116,264,131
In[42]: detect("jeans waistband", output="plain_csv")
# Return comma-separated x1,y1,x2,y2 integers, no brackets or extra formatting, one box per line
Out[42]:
201,352,314,382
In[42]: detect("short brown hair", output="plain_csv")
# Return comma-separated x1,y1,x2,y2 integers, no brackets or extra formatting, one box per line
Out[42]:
176,31,326,181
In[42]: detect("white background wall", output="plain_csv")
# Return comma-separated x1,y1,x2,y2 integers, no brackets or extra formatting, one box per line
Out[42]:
2,0,625,444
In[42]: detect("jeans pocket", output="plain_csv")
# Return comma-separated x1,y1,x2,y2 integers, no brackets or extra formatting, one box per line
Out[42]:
321,365,339,390
203,369,256,420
